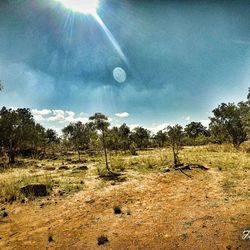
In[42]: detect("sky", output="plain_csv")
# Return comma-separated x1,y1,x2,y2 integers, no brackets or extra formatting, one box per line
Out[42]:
0,0,249,134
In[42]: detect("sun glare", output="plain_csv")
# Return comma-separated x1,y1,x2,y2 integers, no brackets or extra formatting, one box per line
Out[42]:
57,0,100,15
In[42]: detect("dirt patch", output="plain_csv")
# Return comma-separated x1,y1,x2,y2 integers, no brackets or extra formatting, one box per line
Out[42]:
0,168,249,249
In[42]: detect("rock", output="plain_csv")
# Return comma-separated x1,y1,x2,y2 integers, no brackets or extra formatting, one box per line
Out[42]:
97,235,109,245
0,210,8,218
162,168,170,173
44,166,56,171
181,233,188,240
73,166,88,171
85,198,95,204
48,234,54,243
58,190,65,196
20,184,48,197
40,203,45,208
113,206,122,214
59,166,69,170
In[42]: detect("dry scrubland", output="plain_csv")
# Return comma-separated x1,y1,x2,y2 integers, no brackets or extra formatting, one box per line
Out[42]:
0,144,249,249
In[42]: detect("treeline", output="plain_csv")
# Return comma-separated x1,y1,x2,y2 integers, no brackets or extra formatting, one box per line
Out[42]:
0,88,249,164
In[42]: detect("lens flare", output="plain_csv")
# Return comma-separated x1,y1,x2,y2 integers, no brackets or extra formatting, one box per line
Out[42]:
57,0,99,15
56,0,129,67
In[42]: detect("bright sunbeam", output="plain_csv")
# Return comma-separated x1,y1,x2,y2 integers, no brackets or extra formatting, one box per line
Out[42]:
93,13,128,65
57,0,99,15
56,0,128,67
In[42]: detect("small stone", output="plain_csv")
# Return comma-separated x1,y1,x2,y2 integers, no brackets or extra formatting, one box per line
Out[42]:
162,168,170,173
48,235,54,243
44,166,56,171
73,166,88,171
97,235,108,245
59,166,69,170
40,203,45,208
113,206,122,214
85,198,95,204
0,211,8,218
181,233,188,240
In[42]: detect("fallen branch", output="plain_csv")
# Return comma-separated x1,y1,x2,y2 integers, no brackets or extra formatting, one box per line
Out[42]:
163,163,209,177
179,169,193,178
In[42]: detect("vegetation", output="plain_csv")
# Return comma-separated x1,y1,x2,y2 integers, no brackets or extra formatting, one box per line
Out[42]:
167,125,184,165
0,80,3,91
0,88,249,203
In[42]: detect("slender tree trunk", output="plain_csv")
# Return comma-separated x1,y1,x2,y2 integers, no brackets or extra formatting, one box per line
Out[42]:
193,137,196,146
102,131,110,172
8,141,15,164
172,144,179,165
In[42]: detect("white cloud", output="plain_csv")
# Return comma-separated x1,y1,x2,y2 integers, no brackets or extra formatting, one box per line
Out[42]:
48,110,65,122
31,108,88,125
199,119,210,127
129,124,140,130
115,112,129,118
33,114,45,122
125,122,173,134
65,111,75,117
31,109,51,116
148,122,171,134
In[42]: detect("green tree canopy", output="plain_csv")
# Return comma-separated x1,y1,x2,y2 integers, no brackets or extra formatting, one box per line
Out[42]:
0,107,38,163
185,122,208,145
209,103,247,147
63,122,94,160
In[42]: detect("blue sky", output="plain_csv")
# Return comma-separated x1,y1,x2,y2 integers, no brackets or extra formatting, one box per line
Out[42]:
0,0,249,133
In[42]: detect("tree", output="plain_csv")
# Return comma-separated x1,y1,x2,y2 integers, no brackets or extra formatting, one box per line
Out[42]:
118,123,131,152
89,113,111,172
62,122,93,160
209,103,247,148
238,88,250,139
130,127,150,150
185,122,207,145
0,107,37,163
45,129,60,155
167,125,184,165
0,81,3,91
33,123,46,154
154,130,167,148
106,126,120,152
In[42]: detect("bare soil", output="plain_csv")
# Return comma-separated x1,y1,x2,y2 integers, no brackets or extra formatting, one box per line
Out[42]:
0,168,249,250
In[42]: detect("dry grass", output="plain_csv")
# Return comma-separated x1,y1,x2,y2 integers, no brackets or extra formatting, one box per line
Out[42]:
0,144,249,203
0,144,249,249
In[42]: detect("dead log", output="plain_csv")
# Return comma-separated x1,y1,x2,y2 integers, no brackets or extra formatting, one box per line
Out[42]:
163,163,208,178
188,164,209,170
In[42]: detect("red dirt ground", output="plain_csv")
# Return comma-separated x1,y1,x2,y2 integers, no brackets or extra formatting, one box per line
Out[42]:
0,169,249,249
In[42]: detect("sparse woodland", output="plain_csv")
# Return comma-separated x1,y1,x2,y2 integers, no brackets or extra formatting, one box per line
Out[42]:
0,88,249,166
0,86,249,250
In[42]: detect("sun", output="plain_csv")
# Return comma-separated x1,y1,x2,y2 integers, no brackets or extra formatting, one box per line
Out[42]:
57,0,100,15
